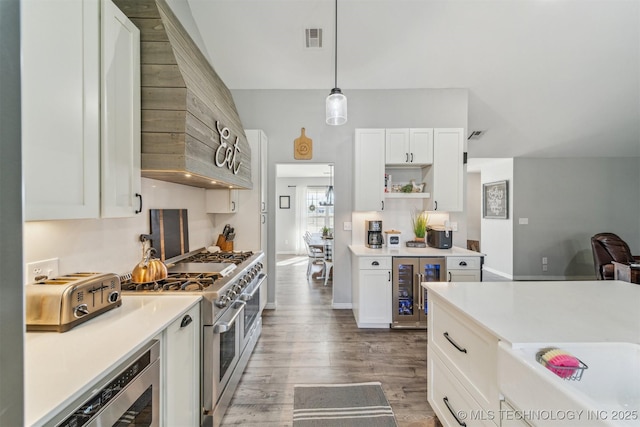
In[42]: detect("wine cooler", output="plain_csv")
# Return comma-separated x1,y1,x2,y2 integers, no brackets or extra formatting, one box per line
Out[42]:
392,257,446,329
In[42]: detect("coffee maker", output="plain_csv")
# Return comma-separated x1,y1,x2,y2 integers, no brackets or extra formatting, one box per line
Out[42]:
365,220,383,248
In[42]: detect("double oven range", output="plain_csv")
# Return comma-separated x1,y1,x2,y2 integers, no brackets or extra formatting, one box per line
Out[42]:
121,248,266,427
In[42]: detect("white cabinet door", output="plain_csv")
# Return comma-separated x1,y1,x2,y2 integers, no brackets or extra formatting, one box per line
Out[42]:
354,129,385,212
22,0,100,220
206,189,239,213
384,129,410,165
385,128,433,165
432,128,464,212
100,0,141,218
359,269,392,325
164,304,200,426
409,128,433,165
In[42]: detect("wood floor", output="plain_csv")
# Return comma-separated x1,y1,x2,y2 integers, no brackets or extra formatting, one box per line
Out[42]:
221,255,437,427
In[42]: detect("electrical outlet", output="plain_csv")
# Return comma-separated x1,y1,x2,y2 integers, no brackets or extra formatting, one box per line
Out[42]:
344,222,352,231
450,222,458,231
26,258,59,284
542,265,548,272
542,257,548,265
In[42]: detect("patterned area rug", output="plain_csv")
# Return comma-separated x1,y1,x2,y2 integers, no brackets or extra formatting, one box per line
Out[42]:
293,382,398,426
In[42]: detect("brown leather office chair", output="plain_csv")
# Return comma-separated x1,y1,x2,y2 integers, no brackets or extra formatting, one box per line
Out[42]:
591,233,640,280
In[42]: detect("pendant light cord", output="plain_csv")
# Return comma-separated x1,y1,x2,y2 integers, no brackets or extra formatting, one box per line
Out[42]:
334,0,338,89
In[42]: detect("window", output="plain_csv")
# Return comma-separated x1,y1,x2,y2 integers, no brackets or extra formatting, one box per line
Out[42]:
305,186,333,233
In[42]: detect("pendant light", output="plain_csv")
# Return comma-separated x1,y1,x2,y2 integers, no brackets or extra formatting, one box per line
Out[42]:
326,0,347,125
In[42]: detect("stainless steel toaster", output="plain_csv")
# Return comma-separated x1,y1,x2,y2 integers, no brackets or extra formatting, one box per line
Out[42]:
26,272,122,332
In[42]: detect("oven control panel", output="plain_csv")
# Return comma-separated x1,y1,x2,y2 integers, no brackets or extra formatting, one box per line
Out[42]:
215,262,263,308
57,341,159,427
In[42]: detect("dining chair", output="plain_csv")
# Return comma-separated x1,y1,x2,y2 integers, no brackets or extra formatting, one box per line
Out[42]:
322,240,333,286
304,238,325,281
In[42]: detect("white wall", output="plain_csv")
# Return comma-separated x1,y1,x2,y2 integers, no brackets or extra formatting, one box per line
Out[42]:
231,88,468,306
479,159,514,278
23,178,214,278
512,157,640,280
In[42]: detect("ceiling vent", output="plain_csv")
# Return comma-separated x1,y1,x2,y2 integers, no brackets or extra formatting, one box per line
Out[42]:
305,28,323,48
468,130,485,140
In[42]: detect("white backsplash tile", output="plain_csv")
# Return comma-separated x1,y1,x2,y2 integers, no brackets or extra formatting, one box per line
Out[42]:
23,178,215,282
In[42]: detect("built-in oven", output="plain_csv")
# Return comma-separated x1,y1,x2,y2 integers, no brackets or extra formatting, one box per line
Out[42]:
203,299,245,418
240,273,266,350
55,340,160,427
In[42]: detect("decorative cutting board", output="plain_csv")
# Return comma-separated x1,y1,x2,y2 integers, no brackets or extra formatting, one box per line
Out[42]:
148,209,190,261
294,128,313,160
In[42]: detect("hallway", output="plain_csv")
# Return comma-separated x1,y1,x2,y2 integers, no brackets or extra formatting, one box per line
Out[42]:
221,255,436,426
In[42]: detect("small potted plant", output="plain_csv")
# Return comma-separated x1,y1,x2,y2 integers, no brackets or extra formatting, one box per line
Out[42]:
321,226,330,237
411,209,429,242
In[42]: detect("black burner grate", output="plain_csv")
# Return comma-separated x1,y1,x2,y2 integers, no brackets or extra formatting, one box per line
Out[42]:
121,272,221,292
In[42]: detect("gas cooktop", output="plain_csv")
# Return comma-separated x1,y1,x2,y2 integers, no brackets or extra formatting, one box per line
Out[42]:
120,250,257,295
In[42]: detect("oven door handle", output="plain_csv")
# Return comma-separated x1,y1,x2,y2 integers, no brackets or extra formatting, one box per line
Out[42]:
240,273,267,301
213,301,245,333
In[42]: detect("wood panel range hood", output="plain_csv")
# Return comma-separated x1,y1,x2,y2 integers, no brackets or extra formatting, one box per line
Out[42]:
114,0,252,190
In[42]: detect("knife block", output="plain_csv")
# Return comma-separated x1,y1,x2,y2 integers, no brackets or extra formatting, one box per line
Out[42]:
215,234,233,251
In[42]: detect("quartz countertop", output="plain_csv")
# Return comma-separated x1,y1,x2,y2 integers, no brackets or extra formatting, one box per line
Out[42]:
425,280,640,345
25,295,201,427
349,244,484,257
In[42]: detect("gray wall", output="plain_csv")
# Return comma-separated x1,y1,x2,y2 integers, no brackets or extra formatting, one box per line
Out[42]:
0,0,24,424
467,172,481,242
231,88,468,306
513,157,640,280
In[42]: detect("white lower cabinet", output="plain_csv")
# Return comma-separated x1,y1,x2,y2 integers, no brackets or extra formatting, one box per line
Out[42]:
351,255,392,327
428,293,499,426
163,304,200,426
447,256,482,282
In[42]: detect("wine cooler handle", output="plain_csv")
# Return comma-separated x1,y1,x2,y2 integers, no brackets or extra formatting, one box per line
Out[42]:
388,271,391,282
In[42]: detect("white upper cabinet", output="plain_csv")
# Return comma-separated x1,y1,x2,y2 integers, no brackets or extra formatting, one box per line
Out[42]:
206,189,239,213
22,0,141,221
431,128,464,212
22,0,101,220
385,128,433,166
100,0,141,218
354,129,386,212
244,129,269,213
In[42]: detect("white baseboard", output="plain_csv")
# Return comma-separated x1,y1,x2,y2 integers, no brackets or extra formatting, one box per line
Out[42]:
331,303,352,309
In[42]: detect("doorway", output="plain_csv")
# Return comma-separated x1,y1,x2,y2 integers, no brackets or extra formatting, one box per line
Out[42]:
275,163,335,296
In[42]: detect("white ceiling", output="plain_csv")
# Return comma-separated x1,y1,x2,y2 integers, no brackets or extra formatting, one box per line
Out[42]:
186,0,640,158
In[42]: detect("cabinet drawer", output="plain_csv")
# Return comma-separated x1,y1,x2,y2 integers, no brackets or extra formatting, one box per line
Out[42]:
429,350,496,427
431,300,498,412
447,256,481,270
359,257,391,270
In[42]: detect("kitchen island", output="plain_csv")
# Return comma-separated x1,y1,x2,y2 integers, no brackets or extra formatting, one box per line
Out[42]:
25,295,201,426
425,280,640,426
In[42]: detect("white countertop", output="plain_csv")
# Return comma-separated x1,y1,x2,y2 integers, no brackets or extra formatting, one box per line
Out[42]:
349,244,484,257
425,280,640,345
25,295,201,427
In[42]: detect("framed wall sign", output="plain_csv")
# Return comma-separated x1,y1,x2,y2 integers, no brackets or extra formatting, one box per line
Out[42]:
483,180,508,219
279,195,290,209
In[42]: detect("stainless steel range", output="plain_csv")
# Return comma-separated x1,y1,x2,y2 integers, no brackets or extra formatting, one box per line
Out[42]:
121,248,266,427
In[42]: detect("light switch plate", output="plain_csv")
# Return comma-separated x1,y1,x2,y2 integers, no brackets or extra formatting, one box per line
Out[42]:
519,218,529,225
